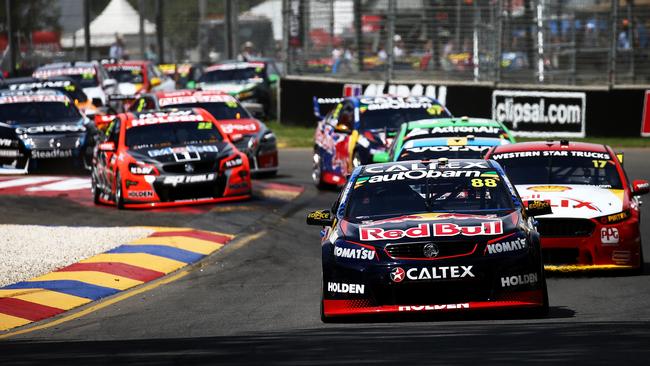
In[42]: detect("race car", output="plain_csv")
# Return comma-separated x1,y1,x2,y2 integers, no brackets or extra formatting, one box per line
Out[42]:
373,118,514,163
32,61,117,107
0,89,97,173
129,90,278,175
0,76,99,118
91,108,251,209
196,59,282,118
312,95,451,188
102,60,175,96
307,158,551,320
486,141,649,272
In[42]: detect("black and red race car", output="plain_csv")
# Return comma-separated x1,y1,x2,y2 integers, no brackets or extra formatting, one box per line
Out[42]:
307,159,552,321
91,108,251,209
128,90,278,176
486,141,649,272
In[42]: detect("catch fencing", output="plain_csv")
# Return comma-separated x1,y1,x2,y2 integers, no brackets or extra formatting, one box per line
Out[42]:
282,0,650,86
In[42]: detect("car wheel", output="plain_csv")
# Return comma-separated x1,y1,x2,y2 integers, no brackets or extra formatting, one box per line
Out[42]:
91,174,100,205
115,172,125,210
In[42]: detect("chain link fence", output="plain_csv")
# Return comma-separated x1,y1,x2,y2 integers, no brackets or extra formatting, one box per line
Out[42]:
284,0,650,86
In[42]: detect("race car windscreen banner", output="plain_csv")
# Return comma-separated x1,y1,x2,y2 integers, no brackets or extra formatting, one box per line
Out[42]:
492,90,586,138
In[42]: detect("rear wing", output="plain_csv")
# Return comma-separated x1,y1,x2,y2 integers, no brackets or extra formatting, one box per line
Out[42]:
313,96,344,120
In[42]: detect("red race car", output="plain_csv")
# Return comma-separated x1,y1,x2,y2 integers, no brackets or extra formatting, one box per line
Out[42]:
102,60,175,96
129,90,278,176
486,141,649,272
91,108,251,209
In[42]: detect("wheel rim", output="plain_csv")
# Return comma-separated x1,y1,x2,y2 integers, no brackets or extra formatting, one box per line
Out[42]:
312,153,321,184
116,178,122,203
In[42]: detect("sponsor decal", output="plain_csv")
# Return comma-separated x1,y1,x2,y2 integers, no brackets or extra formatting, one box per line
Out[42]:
31,149,73,159
105,64,142,72
147,145,218,158
522,196,599,212
205,62,265,71
423,243,440,258
327,282,365,294
131,110,204,127
398,303,470,312
492,90,586,137
391,265,475,282
405,146,490,154
409,126,501,137
368,169,481,183
361,96,438,111
334,245,376,260
128,190,154,198
368,212,497,225
220,123,258,134
0,95,70,105
0,138,13,147
601,227,620,245
501,273,538,287
390,267,406,283
362,84,447,105
15,124,85,135
528,185,571,192
360,221,503,241
8,80,75,91
486,237,527,254
33,67,96,78
0,149,20,157
365,161,487,174
162,173,216,187
158,94,237,107
224,157,243,169
491,150,610,160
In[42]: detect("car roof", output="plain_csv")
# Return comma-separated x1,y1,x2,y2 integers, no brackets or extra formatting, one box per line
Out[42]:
406,117,502,129
0,89,64,97
36,61,97,69
151,89,229,99
491,140,609,153
205,61,266,72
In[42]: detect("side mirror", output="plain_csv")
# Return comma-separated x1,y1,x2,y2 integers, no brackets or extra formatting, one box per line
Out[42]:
92,97,104,107
150,77,161,87
632,179,650,196
103,78,117,89
616,153,624,165
98,141,116,152
372,152,390,163
306,210,334,226
525,200,553,217
268,74,279,84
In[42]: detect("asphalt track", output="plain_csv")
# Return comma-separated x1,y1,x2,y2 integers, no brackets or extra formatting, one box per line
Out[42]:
1,148,650,365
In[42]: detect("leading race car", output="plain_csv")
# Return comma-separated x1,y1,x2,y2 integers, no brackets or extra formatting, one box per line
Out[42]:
375,136,509,162
129,90,278,175
307,159,552,320
486,141,649,272
0,89,97,173
91,108,251,209
312,96,452,188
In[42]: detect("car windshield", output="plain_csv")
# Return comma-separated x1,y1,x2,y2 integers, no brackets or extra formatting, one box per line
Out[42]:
360,107,451,131
126,122,223,150
171,102,250,120
0,101,81,124
345,167,514,219
491,152,623,189
398,146,491,161
404,125,507,139
200,68,263,83
107,68,144,83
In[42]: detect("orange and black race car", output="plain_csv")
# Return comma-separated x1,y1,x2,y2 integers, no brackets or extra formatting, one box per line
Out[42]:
102,60,175,96
130,90,278,175
91,108,251,209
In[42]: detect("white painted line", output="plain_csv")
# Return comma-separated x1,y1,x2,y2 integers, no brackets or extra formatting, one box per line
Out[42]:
0,177,63,190
26,178,91,192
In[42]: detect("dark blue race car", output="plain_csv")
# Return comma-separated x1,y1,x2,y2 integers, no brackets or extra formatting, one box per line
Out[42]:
307,158,552,321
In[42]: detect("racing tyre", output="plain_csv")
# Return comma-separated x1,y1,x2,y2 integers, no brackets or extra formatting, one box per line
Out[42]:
634,242,645,275
115,172,125,210
91,174,100,205
312,150,328,190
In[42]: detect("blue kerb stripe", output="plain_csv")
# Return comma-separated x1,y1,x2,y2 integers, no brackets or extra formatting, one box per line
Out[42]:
107,245,205,264
3,280,118,300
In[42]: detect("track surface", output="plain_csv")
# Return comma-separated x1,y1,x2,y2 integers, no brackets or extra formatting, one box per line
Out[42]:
1,148,650,365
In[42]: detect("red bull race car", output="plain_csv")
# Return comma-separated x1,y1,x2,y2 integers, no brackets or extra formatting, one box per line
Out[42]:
91,108,251,209
312,95,451,188
129,90,278,175
307,159,552,320
486,141,649,273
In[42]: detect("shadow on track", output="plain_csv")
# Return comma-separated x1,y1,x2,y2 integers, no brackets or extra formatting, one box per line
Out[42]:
2,320,648,365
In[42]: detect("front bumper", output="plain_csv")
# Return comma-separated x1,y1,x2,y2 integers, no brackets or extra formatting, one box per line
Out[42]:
538,216,642,270
322,245,545,318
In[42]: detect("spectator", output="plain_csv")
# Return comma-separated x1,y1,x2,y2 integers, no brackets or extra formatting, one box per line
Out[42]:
377,46,387,62
618,20,631,50
419,40,434,70
331,45,343,74
393,34,405,59
145,43,158,63
109,34,126,60
238,41,258,62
